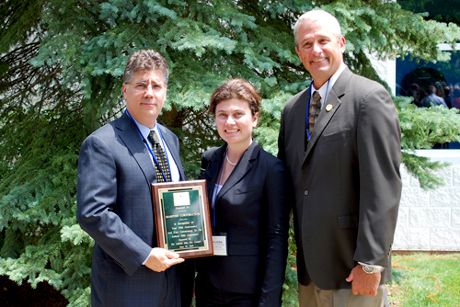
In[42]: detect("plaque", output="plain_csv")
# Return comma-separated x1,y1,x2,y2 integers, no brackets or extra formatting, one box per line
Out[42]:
151,180,213,258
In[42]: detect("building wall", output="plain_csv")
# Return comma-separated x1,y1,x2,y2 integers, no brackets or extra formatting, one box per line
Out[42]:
369,57,396,95
393,150,460,251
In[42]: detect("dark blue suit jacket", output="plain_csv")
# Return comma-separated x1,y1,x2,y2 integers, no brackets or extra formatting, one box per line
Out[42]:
196,142,289,306
77,113,187,306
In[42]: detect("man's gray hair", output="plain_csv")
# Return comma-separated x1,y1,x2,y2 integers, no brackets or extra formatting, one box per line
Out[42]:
293,9,342,45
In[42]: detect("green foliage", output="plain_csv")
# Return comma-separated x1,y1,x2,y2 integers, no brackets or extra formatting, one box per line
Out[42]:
394,96,460,189
1,0,460,305
282,222,299,306
399,0,460,25
0,107,91,302
0,0,44,53
397,99,460,149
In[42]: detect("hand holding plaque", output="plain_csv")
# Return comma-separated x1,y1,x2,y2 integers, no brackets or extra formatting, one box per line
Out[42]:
151,180,213,258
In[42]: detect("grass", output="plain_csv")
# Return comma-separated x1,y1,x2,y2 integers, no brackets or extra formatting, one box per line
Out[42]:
389,253,460,306
281,252,460,306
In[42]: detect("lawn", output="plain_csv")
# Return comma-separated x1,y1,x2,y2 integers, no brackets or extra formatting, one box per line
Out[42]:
389,252,460,306
282,252,460,306
1,252,459,306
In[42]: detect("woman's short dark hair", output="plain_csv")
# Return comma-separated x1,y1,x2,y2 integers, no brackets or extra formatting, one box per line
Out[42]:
209,78,261,116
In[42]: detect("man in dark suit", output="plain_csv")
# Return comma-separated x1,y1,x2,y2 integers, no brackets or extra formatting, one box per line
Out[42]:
77,49,189,306
278,9,402,306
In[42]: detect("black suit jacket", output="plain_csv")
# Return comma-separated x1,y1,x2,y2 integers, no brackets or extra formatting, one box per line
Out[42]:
77,113,188,306
196,142,289,306
278,67,402,289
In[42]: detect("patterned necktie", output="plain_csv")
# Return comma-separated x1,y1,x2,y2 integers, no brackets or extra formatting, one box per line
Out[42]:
309,91,322,138
148,130,172,182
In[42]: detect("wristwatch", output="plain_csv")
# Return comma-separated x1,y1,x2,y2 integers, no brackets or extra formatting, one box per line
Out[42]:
358,262,384,274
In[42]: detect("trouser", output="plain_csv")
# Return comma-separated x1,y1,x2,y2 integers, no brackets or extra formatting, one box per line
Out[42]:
195,275,258,307
298,282,388,307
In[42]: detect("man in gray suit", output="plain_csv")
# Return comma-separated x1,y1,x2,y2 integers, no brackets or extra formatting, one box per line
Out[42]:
278,9,401,307
77,49,189,306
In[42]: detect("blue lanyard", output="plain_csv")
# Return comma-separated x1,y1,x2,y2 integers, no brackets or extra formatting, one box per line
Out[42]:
211,184,220,228
211,163,225,228
211,155,228,228
305,80,331,141
125,110,171,182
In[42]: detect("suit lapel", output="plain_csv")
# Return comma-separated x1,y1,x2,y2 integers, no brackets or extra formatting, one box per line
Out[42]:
217,142,259,200
116,113,156,184
291,89,310,161
303,68,350,163
158,124,186,180
204,146,226,201
304,91,342,159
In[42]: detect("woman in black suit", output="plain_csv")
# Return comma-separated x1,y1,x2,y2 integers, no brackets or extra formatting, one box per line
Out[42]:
195,79,289,306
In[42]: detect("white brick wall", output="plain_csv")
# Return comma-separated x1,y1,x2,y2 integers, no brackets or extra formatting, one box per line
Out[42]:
393,150,460,251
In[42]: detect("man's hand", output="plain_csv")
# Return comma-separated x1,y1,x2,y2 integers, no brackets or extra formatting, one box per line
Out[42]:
144,247,185,272
345,264,381,296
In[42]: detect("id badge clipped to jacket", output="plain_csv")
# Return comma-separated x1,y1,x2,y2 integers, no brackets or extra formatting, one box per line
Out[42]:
212,234,227,256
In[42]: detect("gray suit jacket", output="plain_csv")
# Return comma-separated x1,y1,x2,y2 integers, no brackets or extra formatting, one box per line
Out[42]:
77,113,186,306
278,68,401,289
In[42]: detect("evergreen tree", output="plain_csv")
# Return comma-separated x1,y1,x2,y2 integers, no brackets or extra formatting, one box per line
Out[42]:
1,0,459,304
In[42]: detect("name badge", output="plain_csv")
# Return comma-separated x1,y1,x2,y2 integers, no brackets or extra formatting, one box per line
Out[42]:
212,235,227,256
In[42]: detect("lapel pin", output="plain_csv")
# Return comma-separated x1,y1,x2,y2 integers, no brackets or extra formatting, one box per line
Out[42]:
325,104,333,112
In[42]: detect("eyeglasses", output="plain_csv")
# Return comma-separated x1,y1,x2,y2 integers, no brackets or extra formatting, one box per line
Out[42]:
126,81,165,92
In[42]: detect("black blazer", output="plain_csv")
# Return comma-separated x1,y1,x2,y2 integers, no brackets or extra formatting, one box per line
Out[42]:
278,67,402,289
196,142,289,306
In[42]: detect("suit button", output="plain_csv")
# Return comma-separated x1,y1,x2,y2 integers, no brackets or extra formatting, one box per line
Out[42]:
304,190,309,196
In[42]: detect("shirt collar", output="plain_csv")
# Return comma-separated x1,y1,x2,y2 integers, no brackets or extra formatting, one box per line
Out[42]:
311,62,346,97
127,111,158,139
310,64,346,110
328,62,346,90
